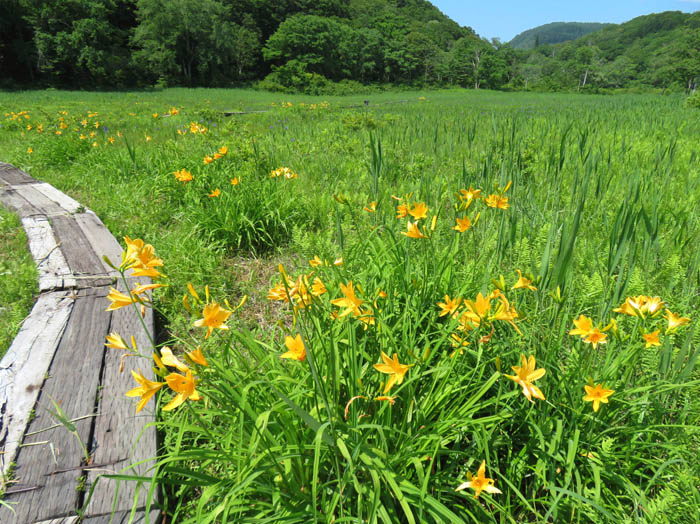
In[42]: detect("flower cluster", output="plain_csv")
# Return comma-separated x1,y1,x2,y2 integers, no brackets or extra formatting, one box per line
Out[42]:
267,264,327,311
174,168,193,183
203,145,228,164
269,166,298,179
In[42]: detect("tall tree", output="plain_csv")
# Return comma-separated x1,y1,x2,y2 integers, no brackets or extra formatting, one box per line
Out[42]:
132,0,240,85
21,0,136,86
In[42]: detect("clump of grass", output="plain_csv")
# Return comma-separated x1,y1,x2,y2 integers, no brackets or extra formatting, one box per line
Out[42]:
0,206,37,357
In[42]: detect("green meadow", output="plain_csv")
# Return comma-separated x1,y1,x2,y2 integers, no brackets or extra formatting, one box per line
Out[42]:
1,88,699,523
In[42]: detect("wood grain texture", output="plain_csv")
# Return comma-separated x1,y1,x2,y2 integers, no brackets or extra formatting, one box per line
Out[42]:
50,215,106,277
0,164,161,522
12,184,67,217
86,297,159,517
30,183,83,214
5,295,112,524
82,508,161,524
21,216,76,291
0,164,35,185
0,291,74,476
0,186,43,218
74,211,123,277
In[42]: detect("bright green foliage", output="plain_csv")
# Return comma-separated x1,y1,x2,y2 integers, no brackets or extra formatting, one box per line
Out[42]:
510,22,611,50
0,89,699,522
0,206,37,358
21,0,135,86
516,11,700,91
132,0,260,86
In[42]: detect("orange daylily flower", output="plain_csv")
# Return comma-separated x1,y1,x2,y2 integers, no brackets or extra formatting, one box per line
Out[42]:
373,351,411,393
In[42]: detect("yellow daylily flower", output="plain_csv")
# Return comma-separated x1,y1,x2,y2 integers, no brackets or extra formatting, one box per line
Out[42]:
126,370,165,413
106,287,134,311
408,202,428,220
485,195,509,209
512,270,536,291
363,201,377,213
208,188,221,198
281,334,306,362
569,314,593,337
453,216,472,232
186,347,208,367
105,332,128,351
174,168,193,183
373,351,411,393
583,328,608,349
160,347,189,372
401,221,427,239
504,354,545,402
583,383,614,412
437,294,462,317
664,309,690,334
194,302,232,338
331,281,364,318
456,460,502,498
162,370,201,411
458,187,482,205
396,203,409,219
642,330,661,348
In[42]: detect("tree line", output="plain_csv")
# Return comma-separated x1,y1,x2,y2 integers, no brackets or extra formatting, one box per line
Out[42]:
0,1,698,93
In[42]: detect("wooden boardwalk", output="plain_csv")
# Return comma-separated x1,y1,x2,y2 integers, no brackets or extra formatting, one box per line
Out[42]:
0,163,160,523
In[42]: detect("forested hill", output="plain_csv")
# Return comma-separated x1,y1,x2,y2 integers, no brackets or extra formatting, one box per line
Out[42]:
0,2,699,92
0,0,487,89
509,22,610,49
516,11,700,91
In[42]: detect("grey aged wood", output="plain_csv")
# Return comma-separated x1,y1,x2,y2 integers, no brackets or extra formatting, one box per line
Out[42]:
85,302,158,518
31,182,83,215
11,183,67,217
74,211,123,277
82,508,162,524
0,291,74,475
21,216,77,291
0,187,43,218
6,295,112,523
0,163,35,185
34,518,79,524
51,214,107,277
0,163,160,523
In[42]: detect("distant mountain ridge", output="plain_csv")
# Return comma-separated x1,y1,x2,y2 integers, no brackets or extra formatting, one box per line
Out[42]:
510,22,612,49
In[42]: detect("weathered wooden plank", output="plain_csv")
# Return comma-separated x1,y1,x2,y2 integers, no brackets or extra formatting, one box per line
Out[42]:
12,183,68,217
82,509,161,524
74,211,123,277
0,164,35,185
21,216,76,291
30,183,83,215
6,295,112,523
0,291,73,476
34,518,79,524
86,299,158,517
0,187,43,218
51,215,106,277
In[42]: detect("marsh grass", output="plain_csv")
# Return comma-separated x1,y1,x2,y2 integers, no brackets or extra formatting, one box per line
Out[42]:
1,88,699,522
0,206,37,357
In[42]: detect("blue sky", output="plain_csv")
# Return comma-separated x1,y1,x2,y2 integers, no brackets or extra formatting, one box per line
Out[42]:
432,1,700,42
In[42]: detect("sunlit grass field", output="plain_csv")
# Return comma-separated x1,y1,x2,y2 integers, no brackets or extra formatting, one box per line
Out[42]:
1,88,699,523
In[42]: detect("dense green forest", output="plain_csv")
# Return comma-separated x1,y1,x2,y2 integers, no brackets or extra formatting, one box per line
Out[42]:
509,22,610,50
516,11,700,91
0,1,698,93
